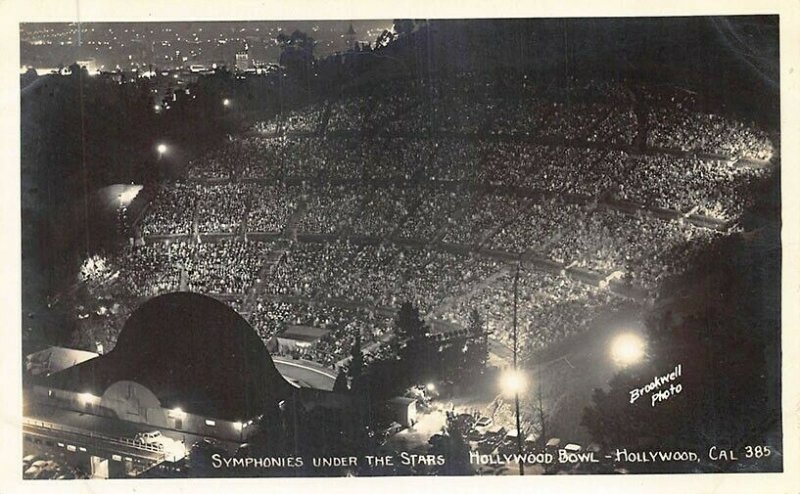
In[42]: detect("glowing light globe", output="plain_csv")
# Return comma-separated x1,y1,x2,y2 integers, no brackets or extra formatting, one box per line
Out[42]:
500,369,527,397
610,333,646,367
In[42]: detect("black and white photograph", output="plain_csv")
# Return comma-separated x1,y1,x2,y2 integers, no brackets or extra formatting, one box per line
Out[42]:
6,1,799,490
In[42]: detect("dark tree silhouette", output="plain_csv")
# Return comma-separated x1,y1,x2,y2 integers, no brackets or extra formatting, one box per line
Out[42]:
463,308,489,376
276,30,317,82
347,332,364,381
333,368,349,393
20,67,38,88
393,20,416,37
428,416,474,475
394,301,427,342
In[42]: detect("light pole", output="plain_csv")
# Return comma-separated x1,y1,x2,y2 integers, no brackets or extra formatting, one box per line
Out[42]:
155,143,168,182
512,261,524,475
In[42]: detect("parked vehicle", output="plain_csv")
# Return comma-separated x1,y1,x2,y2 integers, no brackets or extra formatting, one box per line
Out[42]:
475,416,493,428
466,428,483,441
135,430,163,445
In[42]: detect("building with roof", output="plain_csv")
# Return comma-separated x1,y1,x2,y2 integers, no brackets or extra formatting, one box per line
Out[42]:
25,346,99,377
30,292,295,443
235,43,249,72
277,325,330,351
386,397,417,428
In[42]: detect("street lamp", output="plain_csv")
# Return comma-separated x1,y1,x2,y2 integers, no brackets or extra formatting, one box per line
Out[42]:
233,421,243,442
156,143,167,156
510,260,524,475
500,369,527,398
223,98,231,107
610,332,647,368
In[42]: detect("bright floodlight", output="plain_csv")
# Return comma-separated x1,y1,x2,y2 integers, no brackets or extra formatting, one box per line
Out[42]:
611,333,646,367
79,392,95,403
156,143,167,154
425,382,436,392
223,98,231,106
500,369,527,397
118,185,143,206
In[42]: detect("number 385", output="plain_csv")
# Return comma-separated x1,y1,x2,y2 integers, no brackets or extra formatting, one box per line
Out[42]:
744,446,771,458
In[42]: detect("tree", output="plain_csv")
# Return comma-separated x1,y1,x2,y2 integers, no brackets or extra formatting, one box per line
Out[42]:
276,29,317,82
428,420,473,475
265,334,279,354
393,19,415,37
347,332,364,381
394,301,427,342
20,67,38,88
463,308,489,376
523,382,548,448
332,368,349,392
394,302,436,382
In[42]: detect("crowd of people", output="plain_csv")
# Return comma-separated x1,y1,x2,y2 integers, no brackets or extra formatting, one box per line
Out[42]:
142,181,300,236
185,136,285,181
298,185,364,235
247,185,297,233
488,199,588,254
321,76,641,145
108,238,268,297
443,270,628,353
614,154,769,220
351,187,414,238
327,79,428,134
183,239,266,294
645,94,773,159
545,209,722,290
253,105,325,135
112,242,187,297
80,77,776,368
196,183,248,233
264,240,503,315
395,187,466,240
140,183,197,235
176,132,768,229
442,192,527,246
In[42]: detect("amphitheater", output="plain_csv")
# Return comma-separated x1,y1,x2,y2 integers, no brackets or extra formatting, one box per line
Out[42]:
87,76,777,371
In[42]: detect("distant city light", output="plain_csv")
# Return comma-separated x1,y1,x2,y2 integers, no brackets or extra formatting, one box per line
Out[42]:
610,333,647,367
